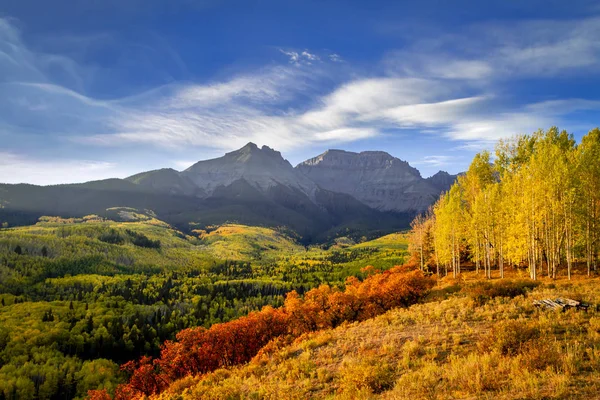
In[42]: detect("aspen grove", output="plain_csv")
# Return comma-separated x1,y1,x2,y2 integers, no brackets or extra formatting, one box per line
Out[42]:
409,127,600,280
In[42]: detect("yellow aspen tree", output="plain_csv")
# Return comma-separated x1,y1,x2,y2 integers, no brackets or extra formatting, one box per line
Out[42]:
577,128,600,276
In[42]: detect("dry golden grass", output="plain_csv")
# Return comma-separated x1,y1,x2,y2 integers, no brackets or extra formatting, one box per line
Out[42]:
195,224,304,261
153,271,600,400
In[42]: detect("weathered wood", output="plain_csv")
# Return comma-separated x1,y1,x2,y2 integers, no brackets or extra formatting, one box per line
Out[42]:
533,297,590,311
556,298,577,307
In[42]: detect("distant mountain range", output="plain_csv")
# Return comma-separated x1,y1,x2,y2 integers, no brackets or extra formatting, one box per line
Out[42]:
0,143,458,242
297,149,453,212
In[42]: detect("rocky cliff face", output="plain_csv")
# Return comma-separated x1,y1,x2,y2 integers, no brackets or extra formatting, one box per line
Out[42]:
425,171,459,194
182,143,318,199
125,145,457,213
124,144,456,213
296,149,442,212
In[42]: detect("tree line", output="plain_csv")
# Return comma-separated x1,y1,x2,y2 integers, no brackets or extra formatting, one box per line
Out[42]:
409,127,600,280
89,265,433,399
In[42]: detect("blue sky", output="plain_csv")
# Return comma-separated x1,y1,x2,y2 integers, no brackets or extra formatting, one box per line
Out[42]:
1,0,600,184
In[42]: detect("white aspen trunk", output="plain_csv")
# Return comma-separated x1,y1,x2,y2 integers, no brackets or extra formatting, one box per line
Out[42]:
532,227,537,280
544,217,554,277
587,207,591,277
486,241,491,279
451,231,456,279
530,188,537,280
568,200,573,280
457,239,461,276
532,232,538,281
499,236,504,279
593,202,598,272
476,237,480,274
435,248,440,278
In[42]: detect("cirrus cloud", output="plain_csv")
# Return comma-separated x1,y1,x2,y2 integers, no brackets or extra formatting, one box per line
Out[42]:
1,13,600,183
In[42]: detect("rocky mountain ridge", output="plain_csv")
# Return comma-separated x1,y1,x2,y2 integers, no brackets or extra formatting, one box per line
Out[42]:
128,143,457,213
181,143,318,199
0,143,458,241
295,149,451,212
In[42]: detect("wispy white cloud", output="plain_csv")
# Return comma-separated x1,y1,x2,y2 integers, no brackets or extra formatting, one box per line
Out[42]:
411,155,461,167
369,96,489,127
299,78,454,130
86,95,380,151
0,18,86,91
524,99,600,114
301,51,319,61
2,14,600,185
386,53,494,80
0,152,130,185
385,16,600,81
450,141,495,152
487,17,600,77
446,113,545,141
170,77,280,107
312,127,377,142
279,48,325,65
442,98,600,142
279,49,300,64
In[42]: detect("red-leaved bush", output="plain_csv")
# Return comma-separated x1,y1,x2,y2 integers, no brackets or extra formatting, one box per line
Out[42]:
91,265,434,399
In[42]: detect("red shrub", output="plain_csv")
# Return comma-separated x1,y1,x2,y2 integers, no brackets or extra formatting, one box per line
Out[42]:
108,266,434,398
87,390,112,400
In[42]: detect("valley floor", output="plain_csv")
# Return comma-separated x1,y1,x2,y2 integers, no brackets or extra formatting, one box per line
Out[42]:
154,272,600,400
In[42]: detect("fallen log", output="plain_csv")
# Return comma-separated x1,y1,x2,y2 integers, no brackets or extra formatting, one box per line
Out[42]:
533,298,590,311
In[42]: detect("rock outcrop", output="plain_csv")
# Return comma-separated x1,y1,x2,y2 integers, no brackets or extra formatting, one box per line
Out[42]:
182,143,318,199
296,149,442,212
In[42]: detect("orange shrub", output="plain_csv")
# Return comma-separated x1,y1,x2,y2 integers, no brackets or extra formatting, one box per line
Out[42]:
108,266,434,399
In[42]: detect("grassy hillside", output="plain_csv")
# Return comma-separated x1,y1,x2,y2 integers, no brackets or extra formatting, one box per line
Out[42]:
0,215,214,288
0,216,410,400
346,233,409,271
195,224,305,261
153,273,600,400
260,233,410,288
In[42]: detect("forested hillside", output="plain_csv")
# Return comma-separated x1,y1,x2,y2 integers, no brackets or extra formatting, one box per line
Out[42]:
150,275,600,400
90,265,434,399
0,217,409,399
409,127,600,280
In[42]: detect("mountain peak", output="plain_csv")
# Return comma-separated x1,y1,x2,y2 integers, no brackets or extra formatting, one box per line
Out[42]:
324,149,351,154
230,142,260,157
296,150,437,212
359,150,395,158
298,149,413,172
125,168,199,196
222,143,288,166
240,142,259,151
426,171,458,193
431,170,450,177
182,143,316,197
